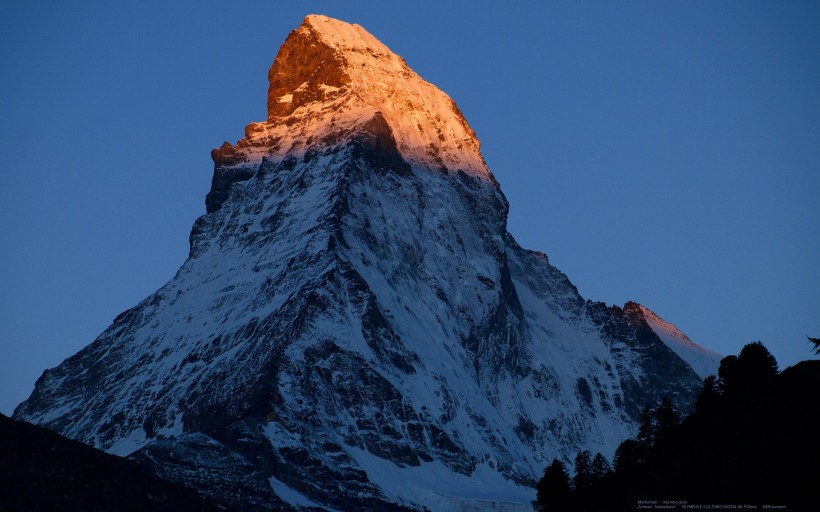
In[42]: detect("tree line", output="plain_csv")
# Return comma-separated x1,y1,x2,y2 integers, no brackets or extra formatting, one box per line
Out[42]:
533,340,817,511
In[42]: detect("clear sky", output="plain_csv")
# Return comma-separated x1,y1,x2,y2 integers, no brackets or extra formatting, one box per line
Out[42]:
1,1,818,415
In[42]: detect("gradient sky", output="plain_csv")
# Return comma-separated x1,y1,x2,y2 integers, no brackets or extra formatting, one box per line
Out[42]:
1,1,818,415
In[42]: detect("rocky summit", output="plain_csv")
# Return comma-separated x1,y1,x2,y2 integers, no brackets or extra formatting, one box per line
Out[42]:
14,14,721,511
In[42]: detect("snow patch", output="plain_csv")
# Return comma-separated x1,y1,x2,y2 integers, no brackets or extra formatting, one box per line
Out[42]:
156,412,184,438
107,428,147,456
345,445,534,511
270,476,324,509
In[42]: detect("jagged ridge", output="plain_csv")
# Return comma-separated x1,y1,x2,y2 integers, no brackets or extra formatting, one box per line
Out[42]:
207,14,489,214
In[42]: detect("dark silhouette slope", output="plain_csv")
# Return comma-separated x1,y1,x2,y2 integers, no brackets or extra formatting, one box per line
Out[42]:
566,360,820,511
0,413,223,512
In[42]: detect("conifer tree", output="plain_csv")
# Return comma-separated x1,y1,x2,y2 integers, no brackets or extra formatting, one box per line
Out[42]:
636,405,655,449
613,439,644,472
573,450,593,490
653,397,680,444
535,459,572,512
591,452,612,482
718,355,739,393
719,341,778,394
695,375,720,414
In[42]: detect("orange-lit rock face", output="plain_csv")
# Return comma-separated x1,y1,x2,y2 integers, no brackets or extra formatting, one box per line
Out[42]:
266,25,351,119
213,15,489,179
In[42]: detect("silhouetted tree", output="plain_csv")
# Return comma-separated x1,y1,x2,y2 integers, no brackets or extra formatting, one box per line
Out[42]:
573,450,593,490
717,355,738,393
535,459,572,512
739,341,778,377
591,452,612,482
653,397,680,444
695,375,720,414
613,438,644,472
719,341,778,394
613,398,681,475
636,405,655,449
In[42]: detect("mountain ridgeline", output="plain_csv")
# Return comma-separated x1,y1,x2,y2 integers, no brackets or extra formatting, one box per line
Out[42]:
14,15,721,511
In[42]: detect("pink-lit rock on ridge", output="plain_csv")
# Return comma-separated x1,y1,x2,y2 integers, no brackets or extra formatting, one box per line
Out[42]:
213,14,488,179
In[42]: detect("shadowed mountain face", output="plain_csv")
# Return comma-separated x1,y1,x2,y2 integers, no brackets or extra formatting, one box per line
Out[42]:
14,15,720,511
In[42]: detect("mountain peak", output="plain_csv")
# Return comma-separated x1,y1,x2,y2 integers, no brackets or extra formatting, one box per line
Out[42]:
300,14,393,59
213,14,489,180
14,15,721,511
265,14,383,120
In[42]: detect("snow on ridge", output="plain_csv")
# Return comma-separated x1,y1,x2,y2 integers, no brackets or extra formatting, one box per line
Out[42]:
270,475,324,509
638,304,722,379
303,14,392,55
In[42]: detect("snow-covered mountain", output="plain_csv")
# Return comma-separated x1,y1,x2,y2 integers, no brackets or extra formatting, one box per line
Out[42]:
15,15,721,511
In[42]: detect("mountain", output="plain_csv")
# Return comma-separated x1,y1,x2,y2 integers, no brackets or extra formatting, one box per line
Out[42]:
0,413,222,512
14,14,721,511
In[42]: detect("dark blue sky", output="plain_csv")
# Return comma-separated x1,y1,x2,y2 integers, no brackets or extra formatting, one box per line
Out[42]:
2,1,818,414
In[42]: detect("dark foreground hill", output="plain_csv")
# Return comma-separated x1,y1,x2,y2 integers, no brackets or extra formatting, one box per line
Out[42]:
0,413,222,512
